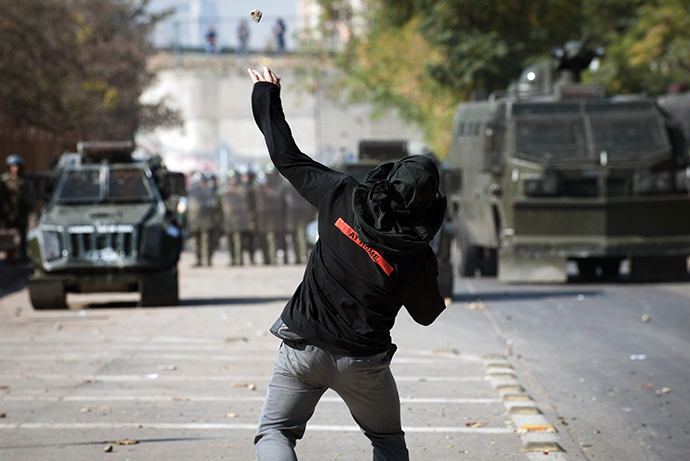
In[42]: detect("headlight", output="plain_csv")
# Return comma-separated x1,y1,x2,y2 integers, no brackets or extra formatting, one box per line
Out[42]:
675,168,690,191
43,231,63,261
524,171,561,197
638,171,673,194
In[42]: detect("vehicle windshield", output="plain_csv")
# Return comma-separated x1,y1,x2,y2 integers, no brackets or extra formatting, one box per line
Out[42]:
109,167,153,202
58,169,102,203
57,167,153,204
590,114,667,158
514,103,669,162
515,117,588,161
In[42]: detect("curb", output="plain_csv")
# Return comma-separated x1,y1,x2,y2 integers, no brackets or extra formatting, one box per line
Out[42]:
483,354,567,459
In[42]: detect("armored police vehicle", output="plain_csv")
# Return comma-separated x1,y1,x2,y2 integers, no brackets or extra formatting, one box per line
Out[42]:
446,41,690,283
27,141,186,309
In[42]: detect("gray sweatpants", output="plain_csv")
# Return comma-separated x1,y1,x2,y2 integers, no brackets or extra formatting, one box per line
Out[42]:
254,341,408,461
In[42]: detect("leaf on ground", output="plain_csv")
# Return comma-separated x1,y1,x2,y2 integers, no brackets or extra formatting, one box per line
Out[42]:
466,421,487,428
115,439,139,445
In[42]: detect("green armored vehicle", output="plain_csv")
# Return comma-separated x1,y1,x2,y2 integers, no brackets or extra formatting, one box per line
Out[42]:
446,41,690,283
27,141,186,309
342,140,410,181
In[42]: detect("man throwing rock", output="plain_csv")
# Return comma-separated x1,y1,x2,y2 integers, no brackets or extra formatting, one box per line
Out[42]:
248,66,447,461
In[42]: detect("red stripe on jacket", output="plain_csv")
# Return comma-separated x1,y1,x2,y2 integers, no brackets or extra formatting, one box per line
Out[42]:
335,218,394,276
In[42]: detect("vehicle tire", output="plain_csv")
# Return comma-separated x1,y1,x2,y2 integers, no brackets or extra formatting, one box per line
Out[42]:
139,268,179,307
577,259,598,280
480,248,498,276
456,216,479,277
29,281,67,310
630,256,689,282
600,258,622,279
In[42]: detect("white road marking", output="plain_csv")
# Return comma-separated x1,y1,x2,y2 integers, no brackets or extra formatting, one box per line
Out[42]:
0,422,515,434
1,395,501,404
0,374,487,382
0,353,480,364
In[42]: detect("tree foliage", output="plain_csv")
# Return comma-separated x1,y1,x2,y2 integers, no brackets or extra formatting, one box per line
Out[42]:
308,0,689,156
0,0,181,141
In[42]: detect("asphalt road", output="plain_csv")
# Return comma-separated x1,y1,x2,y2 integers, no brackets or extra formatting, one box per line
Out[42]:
0,252,689,461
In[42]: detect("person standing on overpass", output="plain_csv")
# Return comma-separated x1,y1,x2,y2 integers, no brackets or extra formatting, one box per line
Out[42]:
248,66,447,461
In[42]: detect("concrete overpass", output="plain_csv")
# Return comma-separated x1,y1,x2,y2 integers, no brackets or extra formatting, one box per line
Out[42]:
140,52,425,172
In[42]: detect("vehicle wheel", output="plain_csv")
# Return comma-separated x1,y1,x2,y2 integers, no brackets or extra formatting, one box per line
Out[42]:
480,248,498,276
630,256,689,281
577,259,598,280
456,216,479,277
600,258,622,279
29,281,67,310
139,268,179,307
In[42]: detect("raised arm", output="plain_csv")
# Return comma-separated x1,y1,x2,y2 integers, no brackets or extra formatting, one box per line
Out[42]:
248,66,348,209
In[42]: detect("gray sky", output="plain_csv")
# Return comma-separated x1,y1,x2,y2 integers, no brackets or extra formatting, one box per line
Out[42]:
148,0,299,50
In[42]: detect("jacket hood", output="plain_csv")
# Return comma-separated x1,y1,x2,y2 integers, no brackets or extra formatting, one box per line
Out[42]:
352,155,446,256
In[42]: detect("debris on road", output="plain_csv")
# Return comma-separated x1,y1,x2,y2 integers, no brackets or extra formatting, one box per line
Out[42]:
641,314,651,323
157,365,177,371
0,413,6,418
146,373,160,380
115,439,139,445
224,336,248,343
639,383,654,389
466,421,487,428
658,387,671,394
432,348,460,356
103,444,113,453
630,354,646,360
250,9,262,22
577,294,585,301
463,300,485,310
81,378,96,383
232,382,256,390
79,407,91,413
226,413,237,418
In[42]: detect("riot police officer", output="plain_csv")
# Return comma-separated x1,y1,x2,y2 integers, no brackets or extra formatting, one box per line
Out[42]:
253,166,286,265
284,181,315,264
218,169,259,265
1,155,29,259
187,172,221,266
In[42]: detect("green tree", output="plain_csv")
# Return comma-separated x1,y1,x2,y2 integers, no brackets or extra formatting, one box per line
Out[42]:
0,0,180,141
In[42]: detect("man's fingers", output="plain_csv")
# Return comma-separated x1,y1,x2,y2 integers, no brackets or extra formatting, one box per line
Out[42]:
264,66,279,86
247,68,262,83
248,66,281,89
247,68,258,83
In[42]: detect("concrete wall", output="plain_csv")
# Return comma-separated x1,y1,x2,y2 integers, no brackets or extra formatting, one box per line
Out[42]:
140,54,425,171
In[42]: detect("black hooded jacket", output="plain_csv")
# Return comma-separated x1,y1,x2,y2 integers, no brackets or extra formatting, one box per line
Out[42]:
252,82,446,356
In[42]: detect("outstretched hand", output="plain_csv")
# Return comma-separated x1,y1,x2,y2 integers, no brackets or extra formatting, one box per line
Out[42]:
247,66,281,90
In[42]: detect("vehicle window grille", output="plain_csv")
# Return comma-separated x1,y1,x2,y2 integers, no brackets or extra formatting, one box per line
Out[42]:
607,178,629,197
562,178,598,197
513,103,580,115
586,101,653,113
